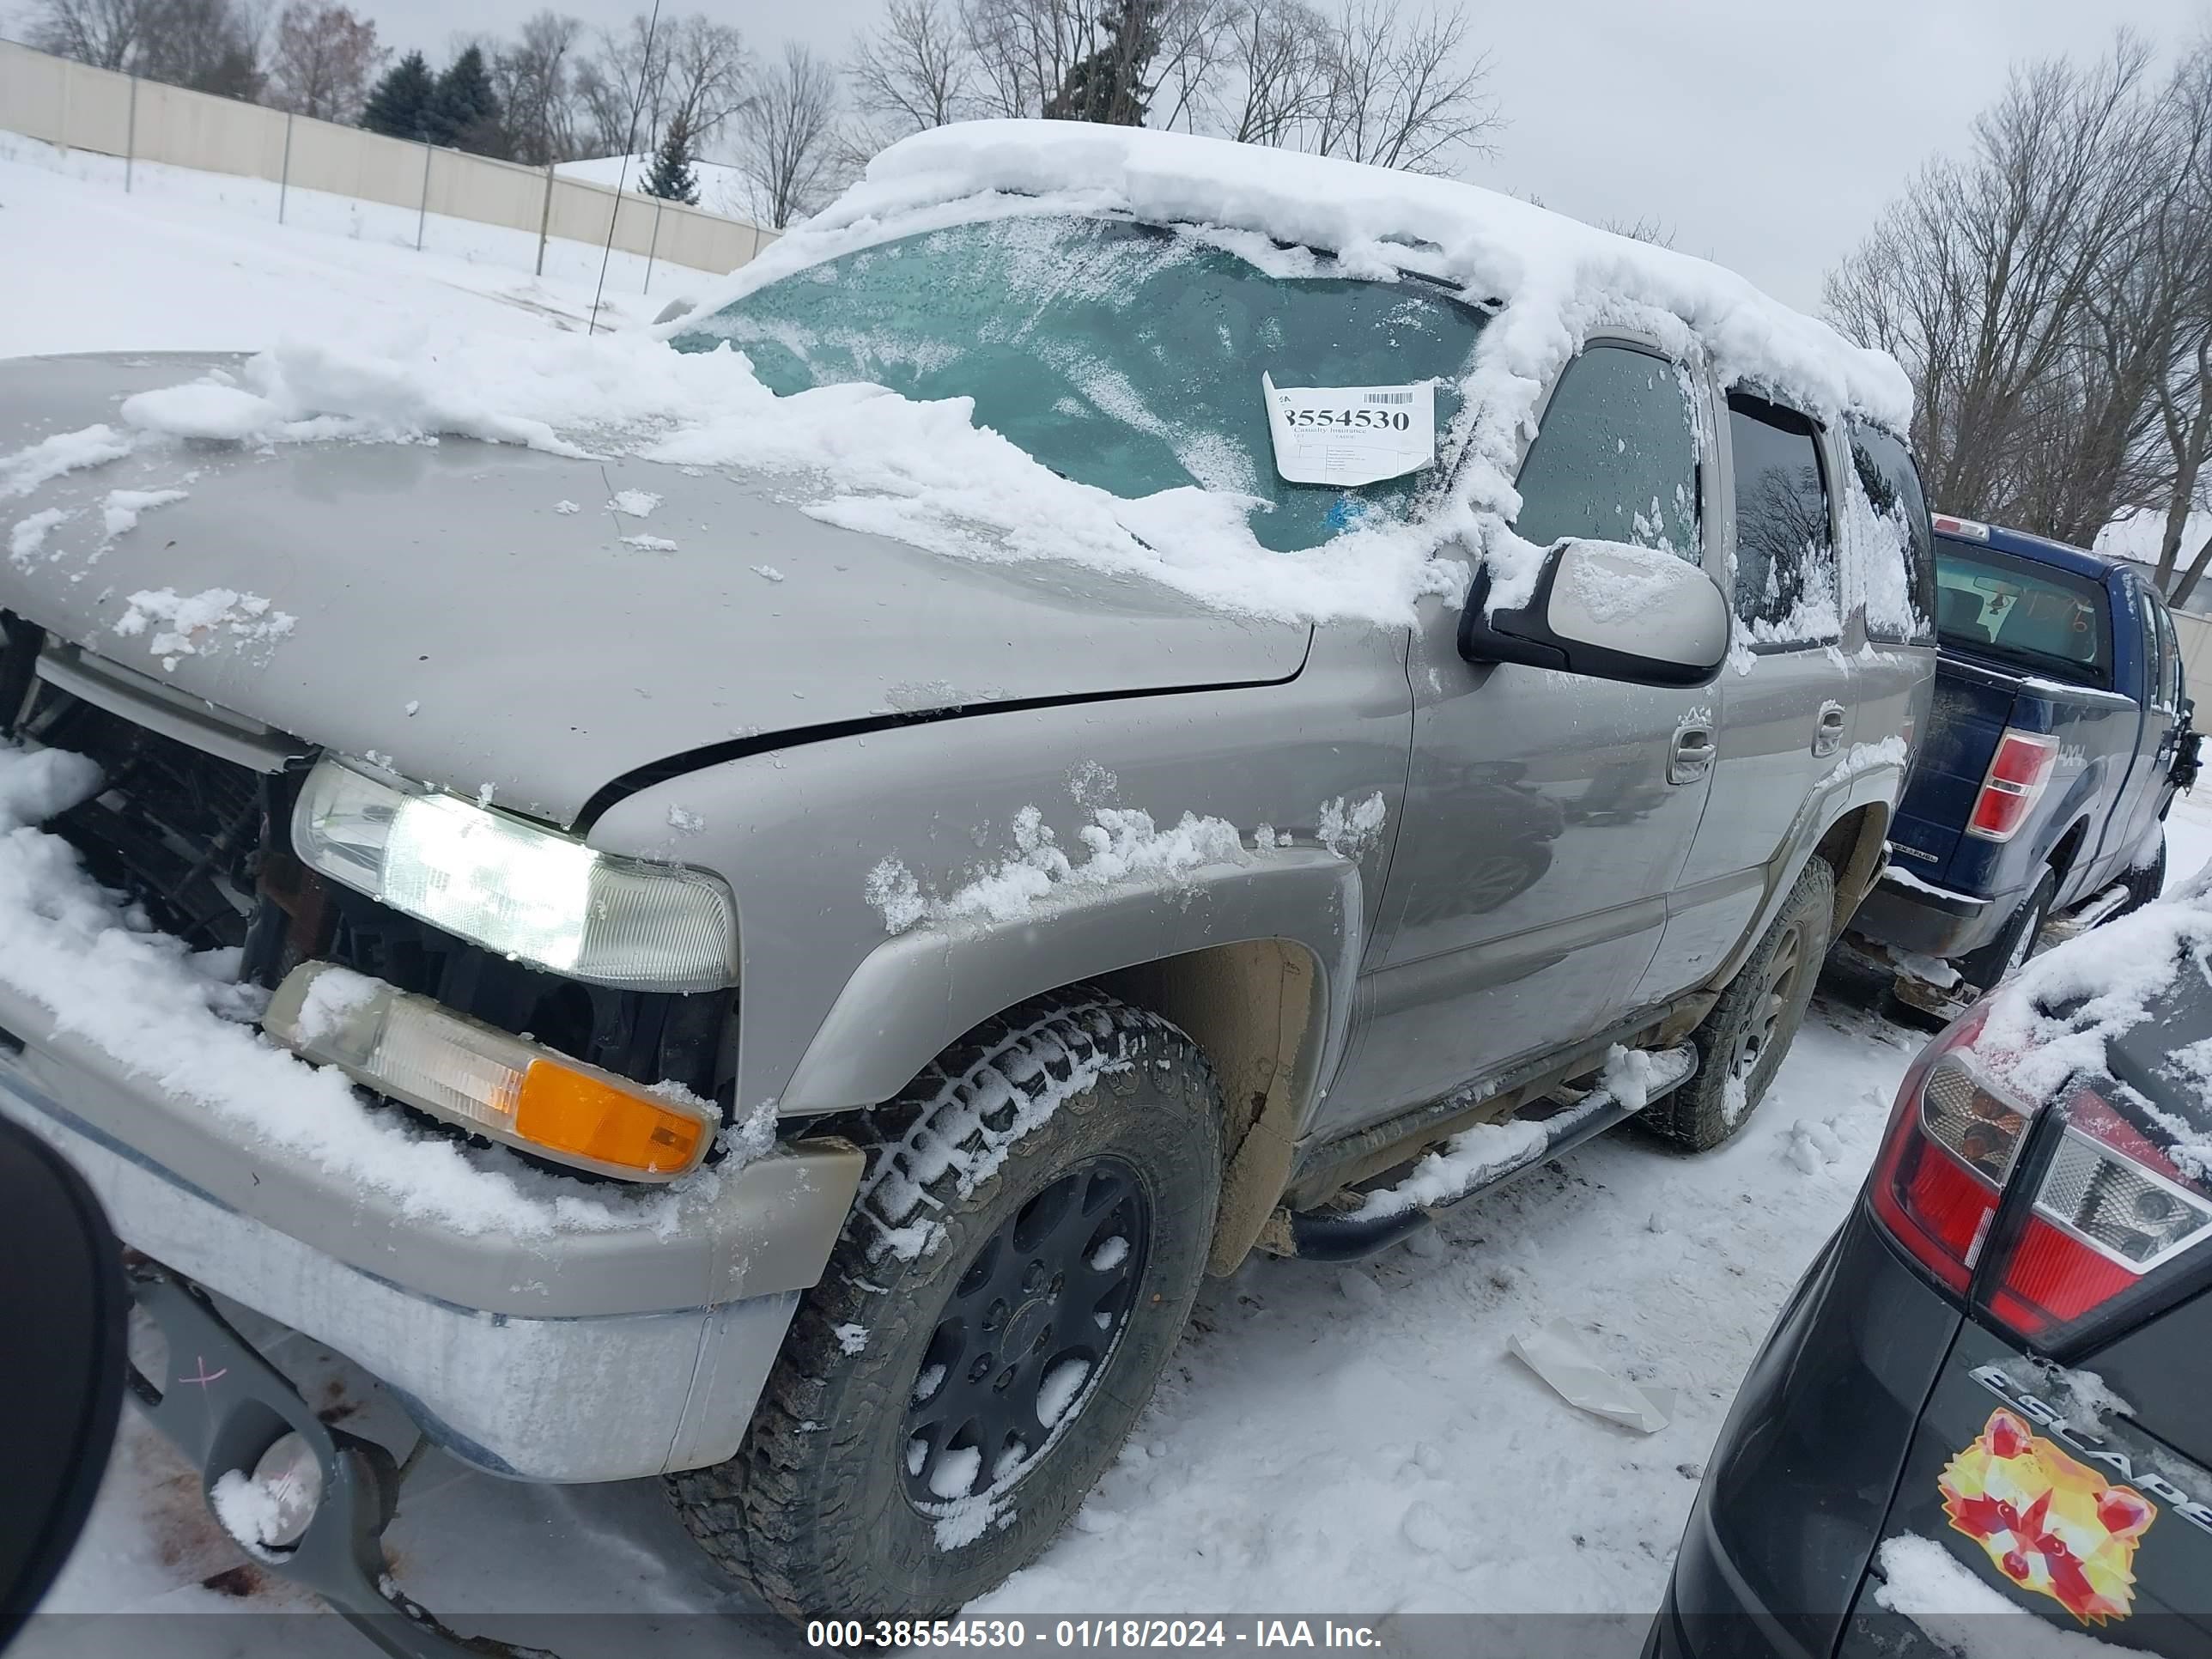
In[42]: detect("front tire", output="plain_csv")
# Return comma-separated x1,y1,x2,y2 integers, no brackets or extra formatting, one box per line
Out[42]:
668,990,1223,1620
1643,856,1833,1152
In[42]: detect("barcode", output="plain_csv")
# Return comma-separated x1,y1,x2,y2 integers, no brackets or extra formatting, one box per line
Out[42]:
1364,391,1416,405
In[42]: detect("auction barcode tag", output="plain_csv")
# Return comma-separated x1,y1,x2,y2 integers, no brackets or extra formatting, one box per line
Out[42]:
1262,374,1436,487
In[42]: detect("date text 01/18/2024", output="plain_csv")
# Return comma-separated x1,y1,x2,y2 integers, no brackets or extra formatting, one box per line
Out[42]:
805,1620,1384,1649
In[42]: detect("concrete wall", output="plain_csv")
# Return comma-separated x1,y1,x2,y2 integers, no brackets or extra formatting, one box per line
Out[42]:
0,37,775,276
2172,608,2212,701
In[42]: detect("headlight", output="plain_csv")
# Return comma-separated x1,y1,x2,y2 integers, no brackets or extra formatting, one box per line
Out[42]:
291,758,739,992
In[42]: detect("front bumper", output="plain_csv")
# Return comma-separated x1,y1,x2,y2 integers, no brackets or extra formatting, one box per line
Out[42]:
0,980,862,1483
1850,871,2007,960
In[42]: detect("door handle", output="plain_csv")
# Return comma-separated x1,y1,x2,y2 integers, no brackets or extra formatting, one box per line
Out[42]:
1813,702,1847,758
1669,722,1716,784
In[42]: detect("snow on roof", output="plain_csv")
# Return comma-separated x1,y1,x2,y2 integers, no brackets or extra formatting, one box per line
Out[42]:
10,120,1913,629
689,121,1910,431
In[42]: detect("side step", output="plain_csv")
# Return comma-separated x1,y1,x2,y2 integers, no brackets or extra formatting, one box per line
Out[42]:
2040,881,2131,947
1280,1044,1698,1261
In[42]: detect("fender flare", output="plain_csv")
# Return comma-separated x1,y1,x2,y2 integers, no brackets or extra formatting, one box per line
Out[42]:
780,848,1364,1122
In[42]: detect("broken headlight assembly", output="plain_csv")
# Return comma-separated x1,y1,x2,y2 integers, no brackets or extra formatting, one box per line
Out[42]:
290,757,739,994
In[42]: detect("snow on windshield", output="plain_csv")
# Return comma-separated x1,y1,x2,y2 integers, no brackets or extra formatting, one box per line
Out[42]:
3,122,1911,629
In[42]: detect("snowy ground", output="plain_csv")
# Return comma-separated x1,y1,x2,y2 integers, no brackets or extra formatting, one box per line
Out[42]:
0,133,672,359
8,136,2212,1648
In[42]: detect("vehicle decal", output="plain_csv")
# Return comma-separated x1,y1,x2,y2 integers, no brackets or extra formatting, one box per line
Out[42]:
1970,1363,2212,1535
1939,1408,2153,1625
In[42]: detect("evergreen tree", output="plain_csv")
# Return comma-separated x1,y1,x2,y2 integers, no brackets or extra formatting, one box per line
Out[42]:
426,45,504,155
1043,0,1162,125
360,48,434,139
643,111,702,205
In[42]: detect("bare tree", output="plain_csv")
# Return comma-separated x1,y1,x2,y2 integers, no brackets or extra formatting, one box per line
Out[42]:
959,0,1087,119
1309,0,1499,173
2148,40,2212,604
263,1,382,122
1147,0,1231,133
738,41,842,228
847,0,975,137
27,0,151,70
134,0,264,98
1826,38,2175,544
1600,214,1676,247
658,14,752,147
569,11,749,160
1210,0,1327,145
493,10,587,164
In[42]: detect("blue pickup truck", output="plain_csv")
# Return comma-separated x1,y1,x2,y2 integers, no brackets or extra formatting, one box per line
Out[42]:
1849,514,2200,1000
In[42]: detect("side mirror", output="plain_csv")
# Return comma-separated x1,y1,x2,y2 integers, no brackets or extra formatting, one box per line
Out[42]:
1460,538,1730,689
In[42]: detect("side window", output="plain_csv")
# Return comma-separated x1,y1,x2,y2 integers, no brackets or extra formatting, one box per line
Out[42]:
1728,392,1838,646
1513,344,1700,562
1845,420,1936,644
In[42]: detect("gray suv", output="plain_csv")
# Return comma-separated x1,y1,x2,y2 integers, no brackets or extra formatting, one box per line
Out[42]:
0,175,1932,1626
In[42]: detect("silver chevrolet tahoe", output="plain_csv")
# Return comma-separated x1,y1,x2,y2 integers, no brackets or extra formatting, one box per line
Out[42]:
0,200,1934,1630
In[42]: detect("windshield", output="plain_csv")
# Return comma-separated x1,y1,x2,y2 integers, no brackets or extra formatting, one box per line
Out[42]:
672,214,1487,552
1933,536,2114,690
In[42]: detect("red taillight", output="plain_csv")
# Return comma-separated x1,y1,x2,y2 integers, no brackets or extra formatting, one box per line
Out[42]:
1869,1033,2212,1345
1987,1085,2212,1338
1868,1008,2026,1291
1966,729,2059,842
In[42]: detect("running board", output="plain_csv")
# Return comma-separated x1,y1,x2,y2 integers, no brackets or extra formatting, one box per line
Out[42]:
2041,881,2132,946
1277,1044,1698,1261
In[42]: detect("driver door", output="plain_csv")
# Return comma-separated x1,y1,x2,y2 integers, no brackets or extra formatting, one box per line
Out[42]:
1322,339,1722,1133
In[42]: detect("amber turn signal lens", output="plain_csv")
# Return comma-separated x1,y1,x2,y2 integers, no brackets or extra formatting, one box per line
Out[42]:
514,1060,709,1175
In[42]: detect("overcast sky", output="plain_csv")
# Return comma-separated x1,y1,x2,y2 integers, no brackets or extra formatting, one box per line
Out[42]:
354,0,2210,312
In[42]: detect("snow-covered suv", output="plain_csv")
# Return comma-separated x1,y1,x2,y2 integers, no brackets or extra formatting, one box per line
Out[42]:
0,123,1932,1626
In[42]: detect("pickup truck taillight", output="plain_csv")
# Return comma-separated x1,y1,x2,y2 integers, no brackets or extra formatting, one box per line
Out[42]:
1965,728,2059,842
1869,1012,2212,1347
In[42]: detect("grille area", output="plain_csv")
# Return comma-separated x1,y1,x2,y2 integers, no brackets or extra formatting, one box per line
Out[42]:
25,688,271,951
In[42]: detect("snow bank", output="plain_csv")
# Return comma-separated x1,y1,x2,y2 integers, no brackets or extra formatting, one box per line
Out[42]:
4,124,1911,630
0,741,717,1239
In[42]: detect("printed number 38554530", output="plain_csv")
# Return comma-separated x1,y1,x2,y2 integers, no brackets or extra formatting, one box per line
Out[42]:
1281,407,1412,430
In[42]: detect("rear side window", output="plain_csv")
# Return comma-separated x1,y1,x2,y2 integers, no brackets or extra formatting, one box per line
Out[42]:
1845,421,1936,644
1934,537,2113,690
1513,344,1700,562
1728,392,1838,645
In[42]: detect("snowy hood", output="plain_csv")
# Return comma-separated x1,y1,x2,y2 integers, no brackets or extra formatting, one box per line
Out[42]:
0,353,1308,827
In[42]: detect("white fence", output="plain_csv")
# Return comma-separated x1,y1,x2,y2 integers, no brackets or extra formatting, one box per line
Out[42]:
0,36,775,278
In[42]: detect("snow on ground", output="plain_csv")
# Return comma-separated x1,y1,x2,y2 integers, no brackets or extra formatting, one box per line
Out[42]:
0,132,663,360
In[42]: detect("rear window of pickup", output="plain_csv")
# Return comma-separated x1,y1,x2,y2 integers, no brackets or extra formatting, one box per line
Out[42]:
1933,535,2114,691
